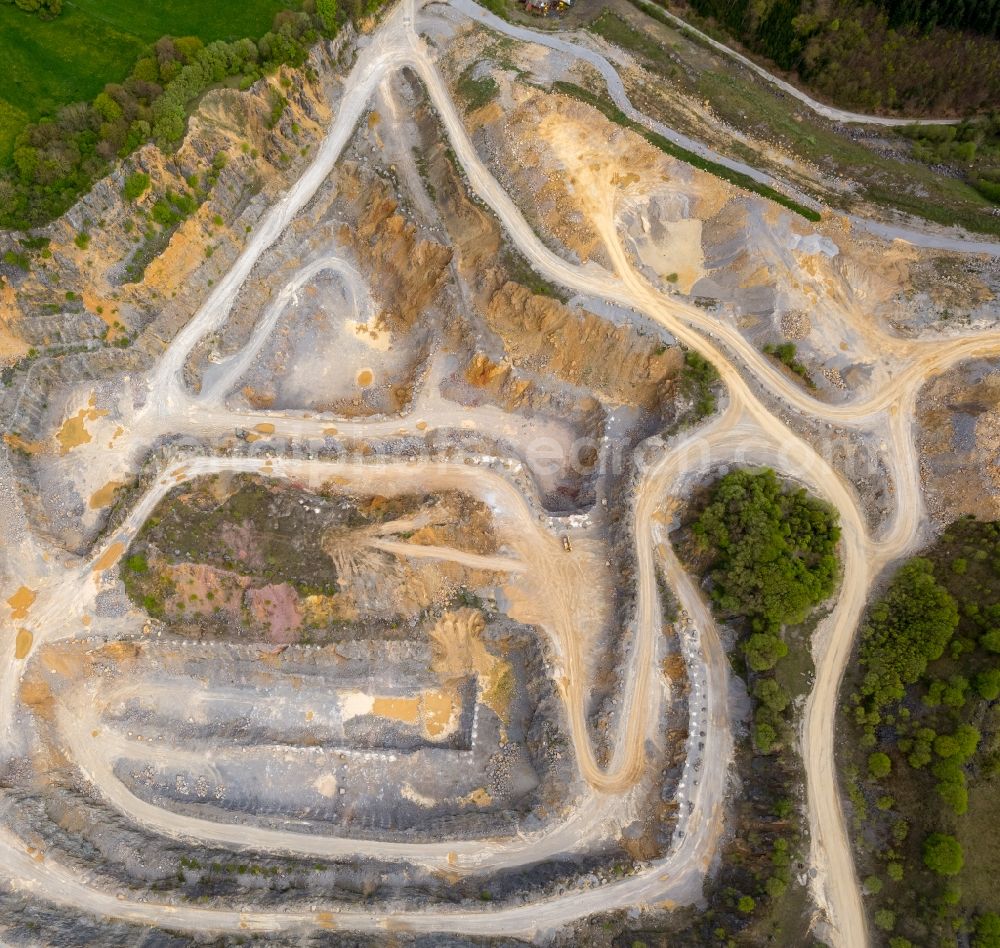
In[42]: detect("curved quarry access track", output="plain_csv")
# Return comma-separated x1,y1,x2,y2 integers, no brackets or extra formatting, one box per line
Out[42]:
621,0,960,128
2,0,1000,945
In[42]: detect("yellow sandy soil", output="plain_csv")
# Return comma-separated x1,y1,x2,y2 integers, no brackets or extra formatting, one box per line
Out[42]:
90,542,125,574
88,481,124,510
14,629,33,660
0,277,29,366
56,395,108,455
6,586,36,620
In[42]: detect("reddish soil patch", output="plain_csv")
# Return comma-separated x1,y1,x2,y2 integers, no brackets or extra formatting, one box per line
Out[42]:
219,521,265,570
166,562,249,617
246,583,303,643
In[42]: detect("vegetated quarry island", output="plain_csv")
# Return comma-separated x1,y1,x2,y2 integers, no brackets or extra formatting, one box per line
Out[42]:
0,0,999,945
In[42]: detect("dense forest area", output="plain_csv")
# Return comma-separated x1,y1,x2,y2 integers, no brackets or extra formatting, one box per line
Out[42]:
674,0,1000,114
683,0,1000,48
841,518,1000,946
878,0,1000,38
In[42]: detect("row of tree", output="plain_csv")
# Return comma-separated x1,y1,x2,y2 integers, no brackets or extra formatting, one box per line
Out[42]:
690,468,839,759
2,0,61,19
664,469,837,942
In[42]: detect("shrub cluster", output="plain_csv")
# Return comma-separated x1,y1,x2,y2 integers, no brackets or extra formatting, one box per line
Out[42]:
2,0,61,19
692,468,840,642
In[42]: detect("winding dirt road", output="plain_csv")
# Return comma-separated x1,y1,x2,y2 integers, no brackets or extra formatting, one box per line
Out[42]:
2,0,1000,943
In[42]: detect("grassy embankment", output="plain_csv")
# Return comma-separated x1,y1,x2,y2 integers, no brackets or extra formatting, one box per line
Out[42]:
0,0,295,162
551,77,822,223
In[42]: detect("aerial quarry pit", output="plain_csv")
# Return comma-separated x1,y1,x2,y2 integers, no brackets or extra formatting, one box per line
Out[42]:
0,0,999,945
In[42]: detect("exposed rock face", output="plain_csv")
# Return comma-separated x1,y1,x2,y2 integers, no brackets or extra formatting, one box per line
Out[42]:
337,169,454,334
485,281,683,410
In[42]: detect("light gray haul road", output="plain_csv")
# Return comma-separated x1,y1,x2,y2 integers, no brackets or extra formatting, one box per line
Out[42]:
3,0,1000,945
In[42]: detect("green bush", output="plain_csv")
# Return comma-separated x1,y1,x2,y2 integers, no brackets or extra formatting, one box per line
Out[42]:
905,726,936,768
692,468,840,633
4,0,61,18
745,632,788,672
753,720,778,753
2,250,29,271
868,752,891,779
763,341,815,387
953,723,981,761
856,559,958,714
975,668,1000,700
942,883,962,906
754,677,790,712
764,875,787,898
922,833,964,876
933,734,959,758
935,778,968,815
974,176,1000,204
123,171,151,202
315,0,338,32
679,349,719,419
974,912,1000,948
874,908,896,931
151,188,197,228
924,674,969,709
737,894,755,914
982,628,1000,653
141,593,163,617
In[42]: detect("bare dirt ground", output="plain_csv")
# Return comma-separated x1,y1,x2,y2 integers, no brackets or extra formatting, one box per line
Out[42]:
0,0,998,945
917,358,1000,523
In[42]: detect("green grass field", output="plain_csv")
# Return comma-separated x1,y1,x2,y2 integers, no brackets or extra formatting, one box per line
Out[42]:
0,0,296,162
